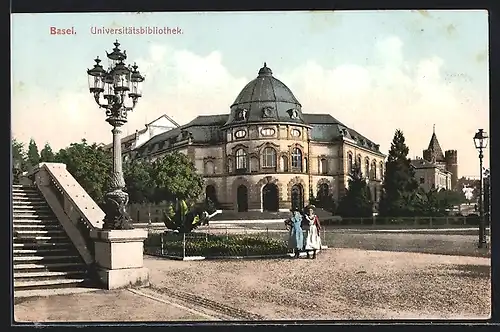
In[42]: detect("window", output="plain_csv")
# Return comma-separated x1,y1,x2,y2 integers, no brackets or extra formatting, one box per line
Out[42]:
347,153,353,172
371,161,377,179
365,159,370,177
234,130,246,139
290,129,301,137
262,147,277,168
235,149,247,170
379,162,384,179
291,148,302,170
420,177,425,184
205,161,215,175
282,155,289,172
261,128,276,136
320,158,328,175
357,156,362,167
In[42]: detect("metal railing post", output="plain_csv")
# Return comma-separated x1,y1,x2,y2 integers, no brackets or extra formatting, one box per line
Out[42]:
182,232,186,258
161,232,164,255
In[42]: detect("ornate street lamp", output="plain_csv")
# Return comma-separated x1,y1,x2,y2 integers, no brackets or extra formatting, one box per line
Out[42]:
473,128,488,248
87,40,145,230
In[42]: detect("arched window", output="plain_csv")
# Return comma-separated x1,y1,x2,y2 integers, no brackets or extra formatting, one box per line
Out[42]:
320,158,328,175
204,160,215,175
379,161,384,179
371,161,377,180
282,155,289,172
347,153,353,172
235,149,247,170
291,148,302,170
262,147,277,168
357,155,362,168
365,158,370,178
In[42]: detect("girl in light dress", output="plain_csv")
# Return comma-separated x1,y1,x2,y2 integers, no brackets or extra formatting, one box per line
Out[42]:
303,204,322,259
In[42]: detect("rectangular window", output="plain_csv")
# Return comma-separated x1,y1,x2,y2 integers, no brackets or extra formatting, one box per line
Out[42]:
420,177,425,184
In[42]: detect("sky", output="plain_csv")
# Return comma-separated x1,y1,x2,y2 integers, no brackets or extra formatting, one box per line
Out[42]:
11,10,489,178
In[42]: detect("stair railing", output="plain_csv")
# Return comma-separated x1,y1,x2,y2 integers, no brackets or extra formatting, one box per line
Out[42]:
27,163,104,271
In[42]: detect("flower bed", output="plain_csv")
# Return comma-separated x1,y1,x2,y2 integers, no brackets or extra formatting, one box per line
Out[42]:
144,231,289,258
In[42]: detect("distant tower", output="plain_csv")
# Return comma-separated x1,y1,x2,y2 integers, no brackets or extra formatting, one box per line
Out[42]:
422,125,445,163
445,149,458,190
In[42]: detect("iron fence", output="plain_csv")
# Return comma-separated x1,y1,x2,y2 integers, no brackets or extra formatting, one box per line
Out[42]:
143,227,292,259
321,216,480,227
141,215,488,259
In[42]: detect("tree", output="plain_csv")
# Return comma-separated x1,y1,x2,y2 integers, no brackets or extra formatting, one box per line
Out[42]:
151,152,204,203
378,129,419,217
336,164,373,218
40,143,56,162
12,138,27,183
12,139,27,170
54,139,112,203
123,159,155,204
27,138,40,168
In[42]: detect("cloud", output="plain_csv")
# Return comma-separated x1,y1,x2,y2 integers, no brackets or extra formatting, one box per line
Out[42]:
12,35,488,178
279,36,489,178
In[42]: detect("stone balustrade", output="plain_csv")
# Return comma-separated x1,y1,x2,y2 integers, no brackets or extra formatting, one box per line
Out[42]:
27,162,149,289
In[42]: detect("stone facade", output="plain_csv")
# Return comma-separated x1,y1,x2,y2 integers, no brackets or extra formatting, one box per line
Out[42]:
102,114,179,161
411,158,452,191
421,127,458,190
131,64,386,212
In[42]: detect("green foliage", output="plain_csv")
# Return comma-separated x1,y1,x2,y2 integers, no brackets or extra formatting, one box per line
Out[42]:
40,143,56,162
27,138,40,169
337,163,373,218
163,199,206,233
151,152,204,202
54,139,112,203
12,138,27,183
144,232,289,257
12,138,27,168
123,159,155,204
378,129,419,217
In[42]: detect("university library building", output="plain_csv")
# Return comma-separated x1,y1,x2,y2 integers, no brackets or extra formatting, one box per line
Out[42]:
105,63,387,215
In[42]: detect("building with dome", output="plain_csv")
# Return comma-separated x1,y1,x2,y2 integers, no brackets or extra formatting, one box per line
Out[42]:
131,63,386,213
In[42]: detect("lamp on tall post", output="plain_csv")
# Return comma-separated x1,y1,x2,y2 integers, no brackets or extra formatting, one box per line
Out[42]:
87,40,145,230
473,128,488,248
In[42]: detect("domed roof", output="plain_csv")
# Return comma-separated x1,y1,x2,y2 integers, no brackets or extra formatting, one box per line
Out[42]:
224,63,305,126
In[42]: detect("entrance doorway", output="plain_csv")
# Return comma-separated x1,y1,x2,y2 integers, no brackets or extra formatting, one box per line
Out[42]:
291,184,304,211
262,183,279,212
205,185,217,202
237,185,248,212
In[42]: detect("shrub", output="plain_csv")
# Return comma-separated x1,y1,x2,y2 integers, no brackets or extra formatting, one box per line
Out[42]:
144,232,289,257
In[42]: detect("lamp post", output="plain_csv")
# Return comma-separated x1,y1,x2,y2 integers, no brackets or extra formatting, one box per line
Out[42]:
473,128,488,248
87,40,145,230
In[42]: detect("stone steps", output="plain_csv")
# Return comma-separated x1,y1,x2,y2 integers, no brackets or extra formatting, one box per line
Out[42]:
13,185,91,292
14,278,88,291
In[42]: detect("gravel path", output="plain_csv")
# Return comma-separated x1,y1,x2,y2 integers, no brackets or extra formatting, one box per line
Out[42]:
145,249,491,320
14,289,206,322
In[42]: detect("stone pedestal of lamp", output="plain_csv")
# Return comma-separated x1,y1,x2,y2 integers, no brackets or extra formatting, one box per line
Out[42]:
90,228,150,289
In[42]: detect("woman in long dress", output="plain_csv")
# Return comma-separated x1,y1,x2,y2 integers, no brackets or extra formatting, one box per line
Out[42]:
285,208,304,258
303,205,322,259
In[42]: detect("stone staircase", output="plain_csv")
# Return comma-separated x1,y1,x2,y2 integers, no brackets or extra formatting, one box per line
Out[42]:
13,184,91,291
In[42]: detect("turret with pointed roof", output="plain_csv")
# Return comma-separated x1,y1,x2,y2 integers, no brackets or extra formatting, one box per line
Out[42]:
423,125,445,163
